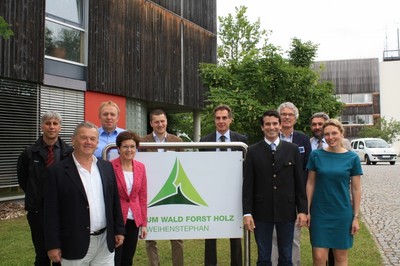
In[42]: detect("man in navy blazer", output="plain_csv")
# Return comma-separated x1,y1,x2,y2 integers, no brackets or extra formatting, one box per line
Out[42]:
243,110,307,265
44,121,125,265
270,102,311,266
200,104,247,266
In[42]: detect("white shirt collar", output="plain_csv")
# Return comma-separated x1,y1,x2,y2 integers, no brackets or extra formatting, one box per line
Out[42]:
264,137,280,146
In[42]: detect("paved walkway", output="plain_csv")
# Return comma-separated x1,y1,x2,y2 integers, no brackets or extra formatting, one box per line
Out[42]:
360,161,400,265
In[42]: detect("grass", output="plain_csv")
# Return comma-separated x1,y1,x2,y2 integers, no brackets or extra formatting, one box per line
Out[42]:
0,215,382,265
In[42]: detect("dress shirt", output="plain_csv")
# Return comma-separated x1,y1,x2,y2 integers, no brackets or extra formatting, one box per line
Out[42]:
153,132,168,152
95,126,125,159
280,131,293,143
310,137,328,151
216,130,231,151
264,137,281,148
72,153,106,232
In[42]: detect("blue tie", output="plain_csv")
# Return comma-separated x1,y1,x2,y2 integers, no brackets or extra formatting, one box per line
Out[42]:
270,143,276,151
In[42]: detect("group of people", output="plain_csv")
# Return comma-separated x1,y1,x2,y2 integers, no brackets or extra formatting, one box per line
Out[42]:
17,100,362,266
243,104,362,266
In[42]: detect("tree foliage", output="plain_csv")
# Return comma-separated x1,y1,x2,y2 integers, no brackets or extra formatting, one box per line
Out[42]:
217,6,270,66
358,117,400,144
198,6,343,144
0,16,13,39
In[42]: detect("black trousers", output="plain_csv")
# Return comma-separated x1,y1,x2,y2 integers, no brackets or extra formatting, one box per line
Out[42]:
115,219,140,266
204,238,242,266
27,211,61,266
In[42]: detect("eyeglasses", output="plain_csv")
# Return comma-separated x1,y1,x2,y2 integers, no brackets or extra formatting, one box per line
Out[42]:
280,113,295,117
121,145,136,150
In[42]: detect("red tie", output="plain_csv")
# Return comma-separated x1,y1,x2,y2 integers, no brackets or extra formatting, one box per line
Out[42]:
47,145,54,167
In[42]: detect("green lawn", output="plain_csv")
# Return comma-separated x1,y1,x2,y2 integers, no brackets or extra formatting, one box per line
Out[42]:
0,215,382,265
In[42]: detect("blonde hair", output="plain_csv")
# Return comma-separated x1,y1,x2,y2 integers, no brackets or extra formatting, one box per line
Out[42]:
323,119,345,148
98,101,120,116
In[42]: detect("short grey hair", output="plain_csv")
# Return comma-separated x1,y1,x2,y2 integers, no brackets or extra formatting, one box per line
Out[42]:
41,111,62,125
277,102,299,119
73,121,98,137
310,112,330,123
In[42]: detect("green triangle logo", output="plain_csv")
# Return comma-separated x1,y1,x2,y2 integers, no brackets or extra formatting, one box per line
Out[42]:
148,158,208,207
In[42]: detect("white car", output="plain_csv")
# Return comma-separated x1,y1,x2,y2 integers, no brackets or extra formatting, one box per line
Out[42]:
350,138,397,165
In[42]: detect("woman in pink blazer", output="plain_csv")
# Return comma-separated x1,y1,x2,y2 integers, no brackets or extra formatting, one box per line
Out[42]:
112,131,147,266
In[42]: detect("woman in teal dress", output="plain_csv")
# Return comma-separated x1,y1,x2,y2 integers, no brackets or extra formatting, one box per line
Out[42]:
306,119,362,266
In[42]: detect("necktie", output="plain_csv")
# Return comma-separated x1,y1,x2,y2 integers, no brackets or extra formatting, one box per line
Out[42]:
317,139,323,149
47,145,54,167
270,143,276,151
220,135,227,151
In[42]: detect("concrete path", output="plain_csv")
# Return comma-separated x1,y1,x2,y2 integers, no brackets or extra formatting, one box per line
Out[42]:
361,160,400,265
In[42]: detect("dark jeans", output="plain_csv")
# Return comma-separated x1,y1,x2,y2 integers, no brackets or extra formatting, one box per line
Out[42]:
27,211,61,266
115,219,140,266
254,221,294,266
204,238,242,266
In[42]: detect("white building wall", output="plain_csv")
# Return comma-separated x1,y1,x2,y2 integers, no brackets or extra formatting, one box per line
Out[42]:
380,60,400,154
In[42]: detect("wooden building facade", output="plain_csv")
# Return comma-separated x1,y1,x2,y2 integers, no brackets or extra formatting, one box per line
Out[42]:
314,58,380,137
0,0,216,195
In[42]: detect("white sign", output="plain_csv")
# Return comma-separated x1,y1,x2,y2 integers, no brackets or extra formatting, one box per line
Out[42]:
135,151,243,240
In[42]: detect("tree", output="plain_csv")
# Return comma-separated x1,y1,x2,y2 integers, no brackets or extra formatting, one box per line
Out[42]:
198,6,343,143
217,6,270,66
358,117,400,144
0,16,13,39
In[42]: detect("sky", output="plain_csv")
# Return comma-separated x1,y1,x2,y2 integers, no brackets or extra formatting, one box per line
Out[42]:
217,0,400,61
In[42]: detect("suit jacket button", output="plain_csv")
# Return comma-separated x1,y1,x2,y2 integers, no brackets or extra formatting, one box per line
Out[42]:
273,186,277,190
273,174,277,178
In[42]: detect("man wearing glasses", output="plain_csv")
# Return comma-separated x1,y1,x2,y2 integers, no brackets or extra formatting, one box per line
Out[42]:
271,102,311,266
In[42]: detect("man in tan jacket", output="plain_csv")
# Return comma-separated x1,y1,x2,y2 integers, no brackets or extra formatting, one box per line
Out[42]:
141,109,184,266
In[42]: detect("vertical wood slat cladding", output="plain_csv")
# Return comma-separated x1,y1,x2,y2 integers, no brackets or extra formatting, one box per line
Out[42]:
183,21,217,107
147,0,181,16
0,0,45,82
89,0,216,108
150,0,217,33
315,58,380,94
141,1,182,103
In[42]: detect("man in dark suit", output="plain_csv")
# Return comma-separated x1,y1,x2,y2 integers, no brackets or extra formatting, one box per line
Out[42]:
200,104,247,266
44,121,125,265
272,102,311,266
243,110,308,266
141,109,184,266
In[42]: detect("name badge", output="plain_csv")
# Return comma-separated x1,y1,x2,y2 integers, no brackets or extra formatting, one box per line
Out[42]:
298,146,305,153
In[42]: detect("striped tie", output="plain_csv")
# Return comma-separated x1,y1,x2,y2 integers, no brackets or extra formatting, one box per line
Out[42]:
47,145,54,167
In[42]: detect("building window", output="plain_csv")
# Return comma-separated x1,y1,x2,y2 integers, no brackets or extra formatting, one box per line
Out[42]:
45,0,86,64
337,93,372,104
340,115,373,125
